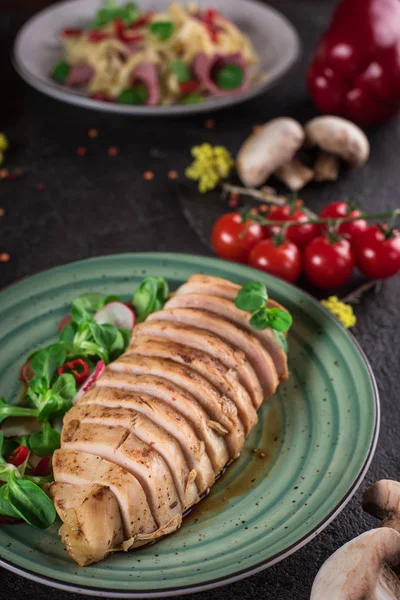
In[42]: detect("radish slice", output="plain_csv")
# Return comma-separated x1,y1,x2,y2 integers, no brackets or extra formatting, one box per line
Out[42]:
94,302,135,330
72,360,105,405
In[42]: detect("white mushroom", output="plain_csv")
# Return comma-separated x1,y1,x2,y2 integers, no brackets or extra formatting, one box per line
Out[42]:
310,528,400,600
363,479,400,533
237,118,314,191
305,116,370,182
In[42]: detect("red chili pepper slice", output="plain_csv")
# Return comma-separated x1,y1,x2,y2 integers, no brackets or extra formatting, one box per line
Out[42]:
61,28,82,37
58,314,72,332
87,30,110,43
20,359,35,384
179,80,200,94
33,456,51,476
7,445,29,467
0,515,23,525
202,9,218,23
57,359,90,386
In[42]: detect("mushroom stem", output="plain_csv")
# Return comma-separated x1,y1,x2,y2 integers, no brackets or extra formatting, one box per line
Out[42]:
314,151,340,182
275,159,314,191
363,480,400,533
311,528,400,600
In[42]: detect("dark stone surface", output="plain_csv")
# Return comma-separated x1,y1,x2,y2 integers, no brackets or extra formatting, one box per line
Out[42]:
0,1,399,598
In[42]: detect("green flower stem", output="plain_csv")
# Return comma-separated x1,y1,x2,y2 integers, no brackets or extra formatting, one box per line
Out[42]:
244,208,400,228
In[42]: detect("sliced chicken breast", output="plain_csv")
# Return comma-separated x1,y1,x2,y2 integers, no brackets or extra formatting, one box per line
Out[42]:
49,482,124,566
80,386,215,494
52,449,157,541
64,403,199,510
166,293,288,381
95,371,229,473
61,421,182,529
147,308,278,402
111,354,244,459
181,274,286,312
128,337,257,435
132,320,263,408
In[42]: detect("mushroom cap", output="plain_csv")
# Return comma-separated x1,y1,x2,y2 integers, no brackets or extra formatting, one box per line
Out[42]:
363,479,400,532
237,118,305,187
305,116,370,167
311,528,400,600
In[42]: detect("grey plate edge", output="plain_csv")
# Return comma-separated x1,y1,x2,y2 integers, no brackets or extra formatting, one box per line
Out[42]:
0,252,380,597
12,0,301,117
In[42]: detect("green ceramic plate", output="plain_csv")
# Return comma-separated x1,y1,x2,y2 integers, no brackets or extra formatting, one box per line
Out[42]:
0,253,379,597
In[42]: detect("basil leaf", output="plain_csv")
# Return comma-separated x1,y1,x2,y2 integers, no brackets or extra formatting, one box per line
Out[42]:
7,472,56,529
170,60,192,83
29,421,60,457
93,0,139,27
249,307,271,331
181,94,203,105
215,64,244,90
274,330,288,353
148,21,174,41
52,373,76,400
118,85,148,105
234,281,268,312
52,60,70,84
0,485,20,518
266,308,292,333
30,343,66,385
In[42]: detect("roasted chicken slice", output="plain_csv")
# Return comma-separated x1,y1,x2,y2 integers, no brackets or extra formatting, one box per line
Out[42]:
180,274,286,313
80,386,215,494
95,371,229,473
49,482,124,566
132,320,263,408
166,293,288,381
128,337,257,435
111,354,245,459
147,308,279,401
61,421,182,528
64,403,199,510
52,449,157,541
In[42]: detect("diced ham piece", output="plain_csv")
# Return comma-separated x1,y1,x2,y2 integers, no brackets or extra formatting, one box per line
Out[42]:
66,64,94,88
132,62,160,106
192,51,250,96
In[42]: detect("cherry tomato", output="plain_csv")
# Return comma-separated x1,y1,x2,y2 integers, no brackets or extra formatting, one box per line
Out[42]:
211,213,264,263
263,205,319,250
319,201,368,243
355,225,400,279
249,239,302,283
303,235,355,289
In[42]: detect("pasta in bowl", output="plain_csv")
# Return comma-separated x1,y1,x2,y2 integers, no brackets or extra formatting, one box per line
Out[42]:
52,1,262,106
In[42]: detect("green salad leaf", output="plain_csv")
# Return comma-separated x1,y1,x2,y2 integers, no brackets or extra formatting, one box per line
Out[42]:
133,277,169,323
29,421,61,457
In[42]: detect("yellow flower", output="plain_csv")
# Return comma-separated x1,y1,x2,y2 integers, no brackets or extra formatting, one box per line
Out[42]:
321,296,357,328
0,134,8,153
185,143,234,193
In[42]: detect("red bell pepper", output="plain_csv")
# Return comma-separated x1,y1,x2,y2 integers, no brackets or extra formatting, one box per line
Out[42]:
57,358,90,386
308,0,400,125
33,456,51,476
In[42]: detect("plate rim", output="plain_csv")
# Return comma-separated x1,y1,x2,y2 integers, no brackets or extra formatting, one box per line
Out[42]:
12,0,301,116
0,252,380,597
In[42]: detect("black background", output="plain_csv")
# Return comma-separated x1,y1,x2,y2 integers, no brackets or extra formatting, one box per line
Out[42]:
1,1,400,598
